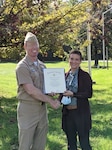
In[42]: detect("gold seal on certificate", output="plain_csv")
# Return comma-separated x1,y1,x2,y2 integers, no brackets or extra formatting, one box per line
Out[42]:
43,68,66,94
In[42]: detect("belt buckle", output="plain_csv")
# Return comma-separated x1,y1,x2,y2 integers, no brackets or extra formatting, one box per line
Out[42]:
66,105,77,110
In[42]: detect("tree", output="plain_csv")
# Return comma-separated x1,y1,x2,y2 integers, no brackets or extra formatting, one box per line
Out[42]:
89,0,112,67
0,0,89,61
1,0,111,62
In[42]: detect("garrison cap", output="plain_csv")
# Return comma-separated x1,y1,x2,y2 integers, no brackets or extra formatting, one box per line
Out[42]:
24,32,39,47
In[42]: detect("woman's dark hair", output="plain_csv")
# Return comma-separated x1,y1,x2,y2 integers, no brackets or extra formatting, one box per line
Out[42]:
69,50,82,60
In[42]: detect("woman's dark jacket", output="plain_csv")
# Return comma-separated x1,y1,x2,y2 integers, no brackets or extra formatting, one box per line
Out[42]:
62,68,93,134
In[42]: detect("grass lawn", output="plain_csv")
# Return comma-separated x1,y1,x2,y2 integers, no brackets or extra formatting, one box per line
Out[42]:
0,61,112,150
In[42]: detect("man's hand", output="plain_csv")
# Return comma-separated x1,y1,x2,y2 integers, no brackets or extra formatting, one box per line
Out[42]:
49,99,60,109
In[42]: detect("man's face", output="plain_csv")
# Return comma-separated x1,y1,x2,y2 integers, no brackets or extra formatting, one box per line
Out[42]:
24,42,39,58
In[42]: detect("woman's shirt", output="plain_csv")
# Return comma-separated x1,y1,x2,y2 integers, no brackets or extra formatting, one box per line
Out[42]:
66,69,79,106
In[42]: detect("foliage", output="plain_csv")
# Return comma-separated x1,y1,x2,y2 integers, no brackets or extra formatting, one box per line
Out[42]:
0,0,112,62
0,0,89,61
90,0,112,58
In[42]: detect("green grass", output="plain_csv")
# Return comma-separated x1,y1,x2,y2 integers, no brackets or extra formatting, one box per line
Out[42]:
0,61,112,150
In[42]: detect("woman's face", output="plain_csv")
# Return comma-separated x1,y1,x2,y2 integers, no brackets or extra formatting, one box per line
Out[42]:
69,53,81,70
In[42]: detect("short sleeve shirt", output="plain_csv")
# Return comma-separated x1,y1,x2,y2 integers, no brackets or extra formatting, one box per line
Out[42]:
16,55,46,102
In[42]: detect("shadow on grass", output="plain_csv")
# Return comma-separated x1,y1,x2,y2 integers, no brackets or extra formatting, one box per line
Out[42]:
0,97,65,150
91,120,112,138
0,96,18,150
46,137,66,150
46,106,67,150
90,98,112,140
0,95,111,150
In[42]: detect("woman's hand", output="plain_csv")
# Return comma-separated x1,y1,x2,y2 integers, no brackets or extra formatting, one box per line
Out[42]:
63,90,73,97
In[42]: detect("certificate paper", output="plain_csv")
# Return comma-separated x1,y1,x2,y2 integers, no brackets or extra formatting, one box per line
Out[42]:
43,68,66,94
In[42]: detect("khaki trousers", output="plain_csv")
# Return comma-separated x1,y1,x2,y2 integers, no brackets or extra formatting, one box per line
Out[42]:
17,101,48,150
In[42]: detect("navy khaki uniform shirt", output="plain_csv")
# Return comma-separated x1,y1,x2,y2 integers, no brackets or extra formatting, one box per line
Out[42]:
16,55,46,103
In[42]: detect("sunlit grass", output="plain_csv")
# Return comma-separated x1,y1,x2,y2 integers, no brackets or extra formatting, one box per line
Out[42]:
0,61,112,150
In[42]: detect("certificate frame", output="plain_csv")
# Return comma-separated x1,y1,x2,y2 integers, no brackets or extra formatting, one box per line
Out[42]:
43,68,66,94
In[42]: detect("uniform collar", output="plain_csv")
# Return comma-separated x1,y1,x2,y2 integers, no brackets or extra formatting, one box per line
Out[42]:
25,55,38,66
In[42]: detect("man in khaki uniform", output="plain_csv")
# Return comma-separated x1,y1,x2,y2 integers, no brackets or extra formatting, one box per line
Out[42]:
16,32,60,150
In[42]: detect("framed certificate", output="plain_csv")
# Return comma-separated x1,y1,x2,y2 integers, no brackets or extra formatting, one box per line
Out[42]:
43,68,66,94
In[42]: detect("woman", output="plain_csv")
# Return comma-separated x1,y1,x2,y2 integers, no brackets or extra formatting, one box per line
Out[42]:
61,50,93,150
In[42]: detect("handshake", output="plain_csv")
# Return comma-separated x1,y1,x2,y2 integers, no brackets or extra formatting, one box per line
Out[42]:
47,90,74,109
47,93,61,109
